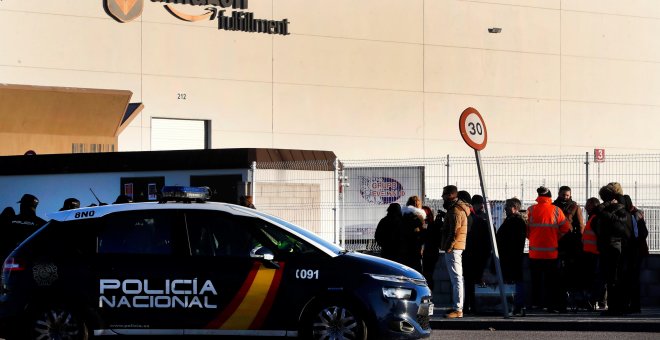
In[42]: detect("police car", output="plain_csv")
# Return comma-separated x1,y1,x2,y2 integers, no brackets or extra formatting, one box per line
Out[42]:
1,187,432,339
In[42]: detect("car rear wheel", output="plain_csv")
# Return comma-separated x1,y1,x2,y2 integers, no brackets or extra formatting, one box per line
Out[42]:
28,306,89,340
308,301,367,340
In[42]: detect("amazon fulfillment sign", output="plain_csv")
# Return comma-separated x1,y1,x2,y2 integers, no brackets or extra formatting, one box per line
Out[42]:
106,0,290,35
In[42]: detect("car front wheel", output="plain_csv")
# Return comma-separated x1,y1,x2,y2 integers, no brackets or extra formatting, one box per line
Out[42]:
309,301,367,340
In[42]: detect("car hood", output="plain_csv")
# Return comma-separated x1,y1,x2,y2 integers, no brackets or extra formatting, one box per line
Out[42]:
336,251,425,279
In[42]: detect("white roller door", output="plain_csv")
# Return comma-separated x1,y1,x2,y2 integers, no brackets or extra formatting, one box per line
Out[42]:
151,118,207,151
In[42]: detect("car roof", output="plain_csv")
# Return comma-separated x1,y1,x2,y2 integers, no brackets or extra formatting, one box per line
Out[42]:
46,202,341,257
47,201,258,222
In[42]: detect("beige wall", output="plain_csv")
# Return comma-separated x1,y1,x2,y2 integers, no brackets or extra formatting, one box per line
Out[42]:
1,0,659,159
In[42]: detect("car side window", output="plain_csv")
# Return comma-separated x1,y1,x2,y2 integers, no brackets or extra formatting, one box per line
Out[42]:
186,211,259,258
98,211,173,255
252,220,321,257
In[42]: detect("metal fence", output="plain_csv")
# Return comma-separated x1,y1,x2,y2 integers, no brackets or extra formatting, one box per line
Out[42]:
252,153,660,253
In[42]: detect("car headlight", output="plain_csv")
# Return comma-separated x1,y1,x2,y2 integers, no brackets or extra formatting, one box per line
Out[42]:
367,274,409,283
367,273,427,286
382,287,413,299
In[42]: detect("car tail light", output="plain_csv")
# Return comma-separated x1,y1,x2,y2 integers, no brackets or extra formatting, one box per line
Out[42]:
2,257,25,272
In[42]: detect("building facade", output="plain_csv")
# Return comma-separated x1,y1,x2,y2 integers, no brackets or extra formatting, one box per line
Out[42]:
1,0,660,158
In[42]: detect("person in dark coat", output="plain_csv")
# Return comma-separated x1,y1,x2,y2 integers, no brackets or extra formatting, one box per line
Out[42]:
622,194,648,314
375,203,403,262
421,206,439,290
6,194,46,257
400,196,426,272
496,198,527,315
0,206,17,259
592,184,632,316
462,194,491,314
554,185,586,310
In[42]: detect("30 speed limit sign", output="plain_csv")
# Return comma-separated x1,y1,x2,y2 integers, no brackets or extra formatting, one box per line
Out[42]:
459,107,488,151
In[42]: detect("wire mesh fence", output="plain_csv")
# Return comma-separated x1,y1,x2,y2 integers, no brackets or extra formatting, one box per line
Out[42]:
253,153,660,253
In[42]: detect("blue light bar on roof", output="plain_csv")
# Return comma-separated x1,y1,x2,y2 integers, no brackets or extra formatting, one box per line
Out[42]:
160,186,210,203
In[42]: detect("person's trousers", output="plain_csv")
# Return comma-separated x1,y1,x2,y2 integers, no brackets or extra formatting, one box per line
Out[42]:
422,250,439,291
444,249,464,311
529,258,561,310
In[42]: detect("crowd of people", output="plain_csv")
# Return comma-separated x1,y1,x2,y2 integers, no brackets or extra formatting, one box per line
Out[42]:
375,183,650,318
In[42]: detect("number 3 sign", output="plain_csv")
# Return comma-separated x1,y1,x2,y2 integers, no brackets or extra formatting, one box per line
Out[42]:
459,107,488,151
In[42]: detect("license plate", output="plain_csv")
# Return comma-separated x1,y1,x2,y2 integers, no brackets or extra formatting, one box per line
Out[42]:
428,303,434,315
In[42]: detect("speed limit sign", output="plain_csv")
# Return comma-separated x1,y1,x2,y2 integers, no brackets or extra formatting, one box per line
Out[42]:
459,107,488,151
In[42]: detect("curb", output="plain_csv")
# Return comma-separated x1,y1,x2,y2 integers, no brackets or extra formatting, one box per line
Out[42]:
430,318,660,332
430,309,660,333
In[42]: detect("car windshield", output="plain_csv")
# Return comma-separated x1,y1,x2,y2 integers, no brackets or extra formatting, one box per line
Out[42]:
248,210,344,255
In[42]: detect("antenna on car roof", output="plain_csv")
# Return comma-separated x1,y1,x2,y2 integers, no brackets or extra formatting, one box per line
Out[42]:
89,188,108,206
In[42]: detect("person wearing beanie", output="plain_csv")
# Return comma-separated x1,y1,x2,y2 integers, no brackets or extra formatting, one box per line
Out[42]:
526,186,570,312
592,184,633,315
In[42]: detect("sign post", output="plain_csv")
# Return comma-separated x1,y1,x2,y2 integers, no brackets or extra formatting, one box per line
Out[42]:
458,107,510,318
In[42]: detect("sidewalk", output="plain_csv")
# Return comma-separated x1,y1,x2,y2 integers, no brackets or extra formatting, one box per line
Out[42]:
430,308,660,332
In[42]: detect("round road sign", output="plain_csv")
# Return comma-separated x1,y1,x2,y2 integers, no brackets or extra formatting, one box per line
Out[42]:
459,107,488,151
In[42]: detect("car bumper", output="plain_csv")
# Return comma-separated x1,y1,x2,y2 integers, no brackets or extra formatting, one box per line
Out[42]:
356,284,433,339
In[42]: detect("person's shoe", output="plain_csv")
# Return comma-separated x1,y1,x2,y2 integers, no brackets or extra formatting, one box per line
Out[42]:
595,303,608,311
445,310,463,319
512,307,526,317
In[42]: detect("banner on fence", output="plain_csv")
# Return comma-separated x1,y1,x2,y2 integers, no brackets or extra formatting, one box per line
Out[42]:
342,166,424,248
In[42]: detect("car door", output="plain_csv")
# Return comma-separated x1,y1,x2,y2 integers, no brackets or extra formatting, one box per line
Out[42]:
93,210,187,335
181,210,285,336
246,218,334,332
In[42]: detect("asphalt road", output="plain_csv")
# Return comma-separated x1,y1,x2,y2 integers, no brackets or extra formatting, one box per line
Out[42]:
429,330,659,339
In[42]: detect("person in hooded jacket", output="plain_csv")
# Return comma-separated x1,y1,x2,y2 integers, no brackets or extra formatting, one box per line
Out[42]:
400,196,426,272
592,184,632,316
440,185,470,318
375,203,403,262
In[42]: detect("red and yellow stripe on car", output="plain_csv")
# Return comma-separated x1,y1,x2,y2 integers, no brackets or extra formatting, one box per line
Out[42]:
206,261,285,330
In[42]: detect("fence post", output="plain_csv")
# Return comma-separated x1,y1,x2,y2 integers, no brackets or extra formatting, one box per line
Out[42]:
250,161,257,205
445,154,450,186
585,152,590,202
333,158,339,245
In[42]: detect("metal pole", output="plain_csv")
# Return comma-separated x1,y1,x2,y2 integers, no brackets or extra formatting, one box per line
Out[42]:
341,170,346,248
475,149,510,318
333,158,339,245
585,152,590,202
250,161,257,206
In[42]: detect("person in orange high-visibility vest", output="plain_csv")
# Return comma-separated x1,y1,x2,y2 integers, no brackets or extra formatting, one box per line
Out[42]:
526,186,570,312
582,197,607,310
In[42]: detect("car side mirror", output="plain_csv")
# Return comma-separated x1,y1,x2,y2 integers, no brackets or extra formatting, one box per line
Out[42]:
250,246,279,269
